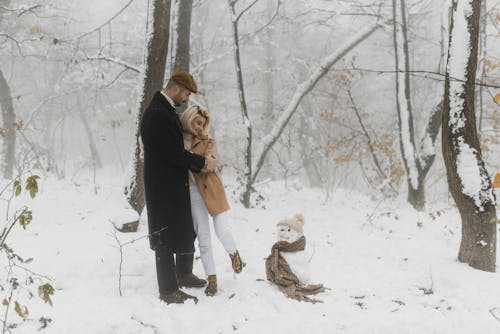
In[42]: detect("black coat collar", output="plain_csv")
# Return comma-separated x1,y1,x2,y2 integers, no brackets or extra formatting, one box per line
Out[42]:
155,91,176,113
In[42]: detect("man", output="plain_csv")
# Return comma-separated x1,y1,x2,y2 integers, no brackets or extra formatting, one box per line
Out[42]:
141,70,217,304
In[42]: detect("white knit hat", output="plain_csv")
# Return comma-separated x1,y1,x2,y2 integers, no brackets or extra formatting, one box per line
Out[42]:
277,214,305,233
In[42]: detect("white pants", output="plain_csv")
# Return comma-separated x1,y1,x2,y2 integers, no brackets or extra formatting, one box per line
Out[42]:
190,183,237,276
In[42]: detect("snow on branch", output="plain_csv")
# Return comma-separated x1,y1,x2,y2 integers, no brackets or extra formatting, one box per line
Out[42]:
251,23,382,182
84,54,141,73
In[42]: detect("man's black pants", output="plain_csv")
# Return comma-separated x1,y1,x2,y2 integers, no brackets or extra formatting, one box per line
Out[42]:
155,249,194,294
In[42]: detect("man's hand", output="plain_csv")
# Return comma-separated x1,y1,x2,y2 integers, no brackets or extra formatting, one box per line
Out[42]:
202,155,217,173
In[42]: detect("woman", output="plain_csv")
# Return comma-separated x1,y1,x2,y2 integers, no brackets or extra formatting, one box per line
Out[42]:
180,105,244,296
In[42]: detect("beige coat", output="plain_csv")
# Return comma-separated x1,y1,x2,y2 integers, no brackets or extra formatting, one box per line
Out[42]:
191,135,230,216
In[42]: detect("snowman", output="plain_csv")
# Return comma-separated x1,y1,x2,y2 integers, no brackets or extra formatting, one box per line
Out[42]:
265,214,327,303
276,214,312,284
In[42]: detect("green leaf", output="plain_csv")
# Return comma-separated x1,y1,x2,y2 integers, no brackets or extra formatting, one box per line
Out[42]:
18,210,32,229
38,284,55,306
14,301,28,318
25,175,39,199
13,180,21,197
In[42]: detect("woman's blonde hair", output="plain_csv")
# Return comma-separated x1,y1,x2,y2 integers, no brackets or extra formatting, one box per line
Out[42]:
180,104,211,136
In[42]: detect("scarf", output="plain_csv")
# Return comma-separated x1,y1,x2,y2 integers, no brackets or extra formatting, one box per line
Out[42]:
265,236,327,303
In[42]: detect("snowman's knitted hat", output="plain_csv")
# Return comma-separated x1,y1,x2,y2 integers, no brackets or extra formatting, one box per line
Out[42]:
277,214,305,233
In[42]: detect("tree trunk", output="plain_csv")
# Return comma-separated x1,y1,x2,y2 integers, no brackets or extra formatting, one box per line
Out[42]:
125,0,171,215
228,0,253,208
442,0,496,272
0,68,15,179
172,0,193,113
392,0,425,210
298,104,322,188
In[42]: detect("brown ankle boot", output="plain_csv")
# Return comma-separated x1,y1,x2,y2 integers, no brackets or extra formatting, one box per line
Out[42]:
204,275,217,296
229,251,244,273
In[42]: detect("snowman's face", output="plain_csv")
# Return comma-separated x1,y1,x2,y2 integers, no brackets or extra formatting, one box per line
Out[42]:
277,225,302,242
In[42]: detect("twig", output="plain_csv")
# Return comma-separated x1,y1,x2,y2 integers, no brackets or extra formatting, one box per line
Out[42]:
366,198,385,224
12,263,53,282
236,0,261,22
335,66,500,89
0,208,29,248
131,316,159,334
76,0,136,41
0,4,41,16
245,0,281,36
347,88,397,194
112,227,124,296
109,222,168,296
490,307,500,322
0,34,23,55
1,289,13,334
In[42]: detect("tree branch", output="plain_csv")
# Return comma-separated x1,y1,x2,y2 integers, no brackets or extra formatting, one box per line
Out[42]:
75,0,136,41
84,54,141,73
236,0,260,22
347,89,396,194
338,66,500,89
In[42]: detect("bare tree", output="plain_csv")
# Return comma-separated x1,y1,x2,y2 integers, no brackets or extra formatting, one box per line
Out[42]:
125,0,171,215
391,0,446,210
0,68,15,180
227,0,258,207
442,0,496,272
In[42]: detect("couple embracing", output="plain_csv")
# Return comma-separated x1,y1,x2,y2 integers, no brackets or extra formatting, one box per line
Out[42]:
140,70,243,304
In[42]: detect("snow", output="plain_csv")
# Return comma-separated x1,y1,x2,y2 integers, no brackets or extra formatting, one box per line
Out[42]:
4,169,500,333
456,138,493,209
447,0,472,134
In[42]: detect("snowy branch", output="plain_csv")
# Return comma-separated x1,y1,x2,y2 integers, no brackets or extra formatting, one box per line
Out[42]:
84,54,141,73
251,23,383,183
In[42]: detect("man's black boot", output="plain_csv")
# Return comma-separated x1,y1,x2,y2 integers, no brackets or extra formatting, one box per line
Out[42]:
177,273,207,288
160,290,199,304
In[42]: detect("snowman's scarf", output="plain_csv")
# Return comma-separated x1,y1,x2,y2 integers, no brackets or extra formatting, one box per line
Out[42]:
265,236,327,303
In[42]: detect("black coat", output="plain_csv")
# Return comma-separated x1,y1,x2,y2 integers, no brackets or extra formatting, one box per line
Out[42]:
140,92,205,252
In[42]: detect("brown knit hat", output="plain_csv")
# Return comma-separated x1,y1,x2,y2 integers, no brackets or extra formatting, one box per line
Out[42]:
277,214,305,233
170,70,198,93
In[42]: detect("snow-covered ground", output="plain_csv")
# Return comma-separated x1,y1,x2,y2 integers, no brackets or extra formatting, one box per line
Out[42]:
4,169,500,333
